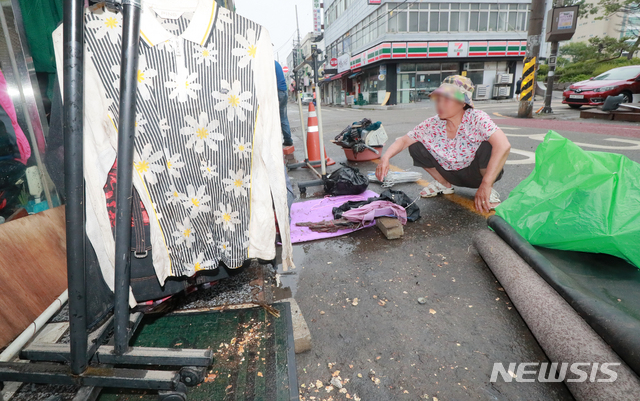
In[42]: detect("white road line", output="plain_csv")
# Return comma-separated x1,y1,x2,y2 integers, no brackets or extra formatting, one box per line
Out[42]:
507,149,536,164
506,133,640,150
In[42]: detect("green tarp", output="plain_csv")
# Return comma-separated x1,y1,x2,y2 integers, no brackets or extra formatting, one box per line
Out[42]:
496,131,640,268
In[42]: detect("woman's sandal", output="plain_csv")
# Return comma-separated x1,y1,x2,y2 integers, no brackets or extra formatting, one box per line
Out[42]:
420,182,455,198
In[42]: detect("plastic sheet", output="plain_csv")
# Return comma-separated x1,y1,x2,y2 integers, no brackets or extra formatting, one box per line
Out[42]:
496,131,640,268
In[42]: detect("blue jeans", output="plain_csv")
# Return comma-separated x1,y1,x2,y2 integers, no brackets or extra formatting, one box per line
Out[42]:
278,90,292,144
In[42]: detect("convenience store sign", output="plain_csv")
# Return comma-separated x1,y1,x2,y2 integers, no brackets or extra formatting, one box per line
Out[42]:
351,40,526,69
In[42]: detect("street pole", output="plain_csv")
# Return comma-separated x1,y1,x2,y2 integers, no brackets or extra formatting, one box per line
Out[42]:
541,0,563,114
518,0,546,118
295,5,301,96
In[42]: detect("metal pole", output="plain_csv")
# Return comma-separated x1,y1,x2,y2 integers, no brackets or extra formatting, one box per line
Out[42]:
314,84,327,177
113,0,142,356
63,0,88,375
540,40,559,113
295,5,301,94
517,0,546,118
541,0,563,114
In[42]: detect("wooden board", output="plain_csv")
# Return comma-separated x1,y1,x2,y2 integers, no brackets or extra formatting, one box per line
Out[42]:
0,206,67,348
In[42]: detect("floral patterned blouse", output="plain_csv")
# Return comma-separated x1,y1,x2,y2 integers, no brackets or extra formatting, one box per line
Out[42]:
408,108,498,171
53,2,294,289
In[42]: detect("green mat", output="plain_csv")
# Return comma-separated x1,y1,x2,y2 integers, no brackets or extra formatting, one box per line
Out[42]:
98,303,297,401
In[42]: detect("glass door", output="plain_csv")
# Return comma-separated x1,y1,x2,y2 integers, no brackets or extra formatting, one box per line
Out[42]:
397,73,415,104
416,72,441,101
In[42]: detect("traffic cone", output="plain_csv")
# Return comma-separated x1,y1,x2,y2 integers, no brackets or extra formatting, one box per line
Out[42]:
306,102,335,167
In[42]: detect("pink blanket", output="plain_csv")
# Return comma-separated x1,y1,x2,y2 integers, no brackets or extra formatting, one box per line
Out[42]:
289,190,379,243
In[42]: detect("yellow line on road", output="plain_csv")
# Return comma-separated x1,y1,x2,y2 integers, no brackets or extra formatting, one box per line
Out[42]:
371,159,494,218
493,112,505,118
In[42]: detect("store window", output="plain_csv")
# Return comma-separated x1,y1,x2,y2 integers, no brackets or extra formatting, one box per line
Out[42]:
0,2,60,220
396,62,460,104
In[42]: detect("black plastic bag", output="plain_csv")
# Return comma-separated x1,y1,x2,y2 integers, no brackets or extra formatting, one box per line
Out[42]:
379,189,420,222
324,164,369,196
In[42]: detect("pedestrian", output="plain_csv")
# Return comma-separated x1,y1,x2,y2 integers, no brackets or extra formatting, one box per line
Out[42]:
275,61,293,146
375,75,511,213
515,76,522,100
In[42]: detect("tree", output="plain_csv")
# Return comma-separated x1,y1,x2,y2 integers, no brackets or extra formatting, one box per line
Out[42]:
560,36,632,62
567,0,640,59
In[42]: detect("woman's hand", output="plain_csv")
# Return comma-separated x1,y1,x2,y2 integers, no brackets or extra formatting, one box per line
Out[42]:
474,182,492,213
375,157,390,182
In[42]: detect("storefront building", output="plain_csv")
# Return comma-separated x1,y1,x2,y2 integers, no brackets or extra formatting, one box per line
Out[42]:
323,0,531,105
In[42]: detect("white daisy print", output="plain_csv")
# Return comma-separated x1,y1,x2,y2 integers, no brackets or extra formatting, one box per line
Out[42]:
212,80,252,122
216,7,233,31
231,28,257,68
223,169,250,197
194,43,218,67
200,160,219,179
217,241,231,257
165,184,183,205
165,68,201,102
110,54,157,101
172,216,195,248
181,184,211,219
180,112,224,153
243,230,250,249
185,252,215,272
86,10,122,44
159,118,171,137
214,203,241,232
164,150,185,178
233,138,252,159
135,113,147,134
134,143,164,185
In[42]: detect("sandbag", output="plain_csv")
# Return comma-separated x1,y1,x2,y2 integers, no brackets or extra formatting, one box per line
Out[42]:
496,131,640,268
324,164,369,196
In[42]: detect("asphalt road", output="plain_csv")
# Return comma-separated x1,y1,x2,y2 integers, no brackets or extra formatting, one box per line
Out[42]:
279,100,640,401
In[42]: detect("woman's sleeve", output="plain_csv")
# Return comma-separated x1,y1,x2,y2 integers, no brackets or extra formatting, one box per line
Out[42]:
473,110,498,140
407,118,432,142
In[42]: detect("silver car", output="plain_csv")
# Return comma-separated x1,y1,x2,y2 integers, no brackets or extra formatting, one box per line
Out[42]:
300,92,314,105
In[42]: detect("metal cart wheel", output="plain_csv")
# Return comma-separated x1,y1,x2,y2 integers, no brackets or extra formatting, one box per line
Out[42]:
179,366,205,387
157,391,186,401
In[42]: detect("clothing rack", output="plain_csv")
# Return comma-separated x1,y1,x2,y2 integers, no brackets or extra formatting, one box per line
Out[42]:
0,1,213,400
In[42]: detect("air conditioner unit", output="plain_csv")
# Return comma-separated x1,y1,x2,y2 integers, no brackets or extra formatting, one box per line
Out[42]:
492,86,511,98
474,84,491,100
495,73,513,84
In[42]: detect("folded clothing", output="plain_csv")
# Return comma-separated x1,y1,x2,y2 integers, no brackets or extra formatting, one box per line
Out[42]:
341,200,407,225
333,189,420,222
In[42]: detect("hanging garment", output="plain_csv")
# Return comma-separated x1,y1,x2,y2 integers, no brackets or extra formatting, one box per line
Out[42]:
52,1,293,295
0,70,31,165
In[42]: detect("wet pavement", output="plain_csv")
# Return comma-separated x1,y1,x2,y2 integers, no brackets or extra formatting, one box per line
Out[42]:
279,100,640,401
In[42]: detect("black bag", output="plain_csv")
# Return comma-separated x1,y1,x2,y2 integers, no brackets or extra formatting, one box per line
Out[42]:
324,164,369,196
379,189,420,222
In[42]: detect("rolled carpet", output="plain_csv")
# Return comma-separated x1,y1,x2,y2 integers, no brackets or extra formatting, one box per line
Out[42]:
474,231,640,400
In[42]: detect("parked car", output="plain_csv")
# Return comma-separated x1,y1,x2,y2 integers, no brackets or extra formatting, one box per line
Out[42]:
562,65,640,109
300,92,314,105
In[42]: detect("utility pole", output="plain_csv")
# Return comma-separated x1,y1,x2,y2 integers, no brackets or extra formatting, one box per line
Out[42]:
541,0,564,114
518,0,546,118
295,5,302,97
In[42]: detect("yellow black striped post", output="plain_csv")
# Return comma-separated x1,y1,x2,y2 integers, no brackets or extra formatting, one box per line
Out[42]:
520,56,536,102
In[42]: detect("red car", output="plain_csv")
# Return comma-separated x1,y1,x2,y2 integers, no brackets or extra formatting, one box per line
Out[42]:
562,65,640,109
